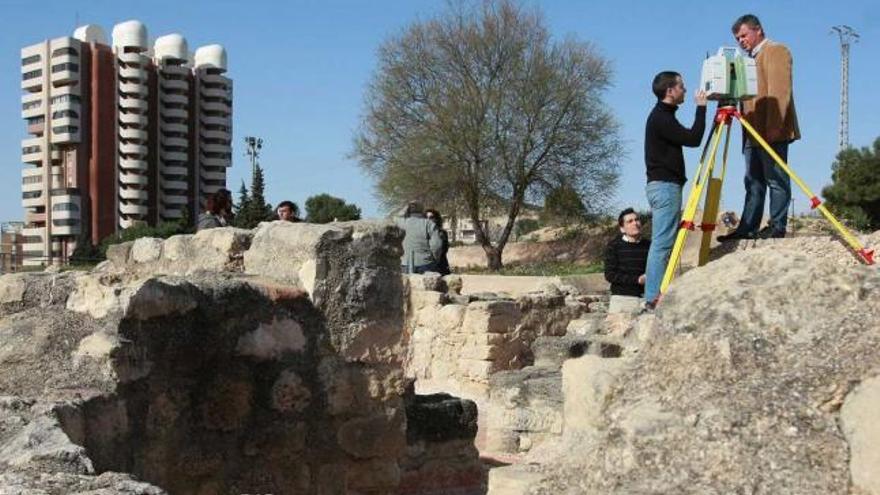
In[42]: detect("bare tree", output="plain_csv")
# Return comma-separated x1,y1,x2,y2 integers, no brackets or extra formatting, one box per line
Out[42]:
354,0,621,269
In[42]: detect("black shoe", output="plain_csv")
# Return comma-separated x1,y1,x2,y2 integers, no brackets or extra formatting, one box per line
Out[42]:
717,231,755,242
756,226,786,239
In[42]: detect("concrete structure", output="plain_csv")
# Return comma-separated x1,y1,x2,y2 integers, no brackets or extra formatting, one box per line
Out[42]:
0,222,25,273
19,21,232,266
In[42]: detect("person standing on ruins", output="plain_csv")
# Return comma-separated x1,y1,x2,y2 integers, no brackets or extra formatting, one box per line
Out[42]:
396,201,444,274
643,71,707,308
718,14,800,241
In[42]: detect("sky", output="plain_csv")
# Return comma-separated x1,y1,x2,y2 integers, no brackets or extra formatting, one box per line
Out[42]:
1,0,878,222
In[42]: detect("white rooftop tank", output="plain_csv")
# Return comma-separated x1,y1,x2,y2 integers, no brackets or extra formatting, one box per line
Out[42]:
112,20,148,49
194,44,227,71
154,33,189,61
72,24,107,44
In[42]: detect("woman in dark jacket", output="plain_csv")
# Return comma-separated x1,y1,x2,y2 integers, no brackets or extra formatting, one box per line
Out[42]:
425,209,451,275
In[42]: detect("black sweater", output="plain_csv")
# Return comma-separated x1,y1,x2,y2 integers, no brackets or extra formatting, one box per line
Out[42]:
604,236,651,297
645,102,707,185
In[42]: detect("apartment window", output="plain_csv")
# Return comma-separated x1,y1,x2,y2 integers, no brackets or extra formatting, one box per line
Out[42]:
21,55,41,66
22,191,41,199
52,219,80,227
22,70,42,80
52,203,79,212
51,63,79,73
26,116,45,125
22,176,42,185
22,236,42,244
50,94,80,104
22,146,40,154
22,101,41,111
51,47,78,57
52,125,78,134
51,110,78,119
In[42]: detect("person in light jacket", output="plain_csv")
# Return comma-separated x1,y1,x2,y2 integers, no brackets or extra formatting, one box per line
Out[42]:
396,201,443,274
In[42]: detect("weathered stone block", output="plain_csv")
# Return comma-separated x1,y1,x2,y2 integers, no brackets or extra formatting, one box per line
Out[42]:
842,375,880,495
337,408,406,459
562,354,625,432
130,237,164,263
271,369,312,413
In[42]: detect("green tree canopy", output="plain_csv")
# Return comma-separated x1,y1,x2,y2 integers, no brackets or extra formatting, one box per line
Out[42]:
305,194,362,223
541,184,589,226
822,138,880,231
234,164,274,229
353,0,621,269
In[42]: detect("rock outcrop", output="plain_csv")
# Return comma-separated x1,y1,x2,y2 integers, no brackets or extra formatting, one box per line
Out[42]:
490,237,880,495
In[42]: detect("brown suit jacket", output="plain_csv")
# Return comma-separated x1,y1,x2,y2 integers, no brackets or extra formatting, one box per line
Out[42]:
741,40,801,144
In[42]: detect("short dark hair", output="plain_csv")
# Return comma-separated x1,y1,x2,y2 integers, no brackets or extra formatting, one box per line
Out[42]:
732,14,761,34
276,200,300,217
618,207,637,227
425,208,443,227
652,71,680,100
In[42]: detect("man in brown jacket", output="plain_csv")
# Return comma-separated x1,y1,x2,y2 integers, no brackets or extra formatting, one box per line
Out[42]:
718,14,800,241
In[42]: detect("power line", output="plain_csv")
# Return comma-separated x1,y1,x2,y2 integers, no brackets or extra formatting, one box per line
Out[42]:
831,25,859,152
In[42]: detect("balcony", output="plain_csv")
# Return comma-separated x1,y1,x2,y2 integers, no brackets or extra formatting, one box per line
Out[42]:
119,188,148,201
50,224,80,237
119,202,148,215
119,112,148,127
21,73,43,91
161,151,188,163
119,97,148,111
119,81,148,96
50,64,79,85
200,87,231,100
200,129,230,141
199,73,229,85
164,108,188,119
162,93,188,105
199,155,230,168
200,169,227,181
200,142,230,154
22,191,43,208
119,158,148,172
119,171,149,186
118,51,145,64
51,128,80,144
199,115,230,126
120,127,148,141
162,136,188,148
162,122,188,134
119,142,148,156
161,78,188,91
200,101,231,113
119,65,147,81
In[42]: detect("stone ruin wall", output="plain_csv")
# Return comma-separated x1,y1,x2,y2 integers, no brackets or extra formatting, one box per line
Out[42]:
402,272,612,456
0,222,482,495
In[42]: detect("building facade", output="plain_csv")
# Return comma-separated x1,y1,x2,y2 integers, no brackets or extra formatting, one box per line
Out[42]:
0,222,25,274
19,21,232,266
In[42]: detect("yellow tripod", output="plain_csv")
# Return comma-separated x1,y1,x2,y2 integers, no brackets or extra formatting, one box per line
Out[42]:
659,105,875,297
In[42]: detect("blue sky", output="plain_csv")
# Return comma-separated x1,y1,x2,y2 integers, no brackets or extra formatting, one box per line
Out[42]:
1,0,878,222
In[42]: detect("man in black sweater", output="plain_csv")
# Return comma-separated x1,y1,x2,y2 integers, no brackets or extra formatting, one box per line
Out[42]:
605,208,651,313
643,71,708,307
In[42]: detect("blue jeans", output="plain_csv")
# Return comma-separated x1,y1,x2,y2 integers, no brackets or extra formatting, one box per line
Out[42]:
645,181,682,303
736,142,791,235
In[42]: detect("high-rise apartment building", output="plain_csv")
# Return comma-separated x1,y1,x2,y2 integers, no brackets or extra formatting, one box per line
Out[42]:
19,20,232,266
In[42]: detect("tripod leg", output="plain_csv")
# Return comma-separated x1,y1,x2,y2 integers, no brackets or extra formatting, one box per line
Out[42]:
659,119,727,295
698,125,733,266
737,115,874,264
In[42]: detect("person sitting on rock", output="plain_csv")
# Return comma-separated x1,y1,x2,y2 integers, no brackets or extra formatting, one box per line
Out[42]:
276,200,302,222
396,201,444,274
604,208,651,314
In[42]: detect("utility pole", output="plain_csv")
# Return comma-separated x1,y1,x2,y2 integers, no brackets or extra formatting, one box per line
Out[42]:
831,25,859,152
243,136,263,182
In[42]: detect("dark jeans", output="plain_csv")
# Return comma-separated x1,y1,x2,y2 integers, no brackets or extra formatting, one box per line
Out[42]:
736,142,791,235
